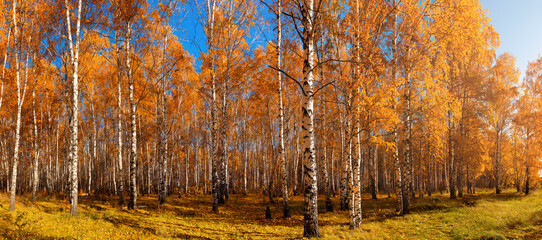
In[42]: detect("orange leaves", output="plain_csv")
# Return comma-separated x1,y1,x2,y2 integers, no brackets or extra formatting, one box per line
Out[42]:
485,53,519,126
150,9,161,23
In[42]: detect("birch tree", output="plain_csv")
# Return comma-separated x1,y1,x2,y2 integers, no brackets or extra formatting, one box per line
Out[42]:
200,0,220,212
64,0,83,216
276,0,290,218
9,0,26,211
300,0,319,235
126,21,138,210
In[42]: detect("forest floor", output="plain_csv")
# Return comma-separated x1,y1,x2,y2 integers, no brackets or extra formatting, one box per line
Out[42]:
0,189,540,239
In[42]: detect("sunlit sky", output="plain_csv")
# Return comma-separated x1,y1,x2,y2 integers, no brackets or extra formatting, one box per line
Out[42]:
176,1,542,78
480,0,542,79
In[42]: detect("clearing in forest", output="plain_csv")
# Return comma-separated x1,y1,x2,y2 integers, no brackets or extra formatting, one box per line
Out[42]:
0,189,540,239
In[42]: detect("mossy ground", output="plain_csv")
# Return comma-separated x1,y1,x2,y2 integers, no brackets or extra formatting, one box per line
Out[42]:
0,189,540,239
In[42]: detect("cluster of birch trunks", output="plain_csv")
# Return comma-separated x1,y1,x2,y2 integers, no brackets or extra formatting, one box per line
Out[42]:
0,0,538,238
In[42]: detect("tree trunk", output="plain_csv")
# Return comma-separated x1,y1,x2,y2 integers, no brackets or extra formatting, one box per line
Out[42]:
276,0,290,218
219,83,229,203
350,123,362,229
371,144,378,200
126,22,137,210
206,0,219,213
402,72,412,211
9,0,23,211
448,110,456,199
494,129,501,194
64,0,83,217
301,0,319,234
32,82,40,201
90,101,96,196
525,164,529,195
322,99,332,212
116,30,125,206
243,102,248,195
294,128,300,195
340,110,349,210
391,0,405,215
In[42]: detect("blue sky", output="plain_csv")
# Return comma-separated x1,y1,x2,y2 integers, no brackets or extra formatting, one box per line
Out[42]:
173,0,274,71
173,0,542,78
479,0,542,79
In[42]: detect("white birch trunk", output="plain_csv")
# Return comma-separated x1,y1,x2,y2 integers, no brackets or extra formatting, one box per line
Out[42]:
32,80,40,201
64,0,83,216
9,0,27,211
127,22,137,209
277,0,289,218
206,0,219,212
116,31,125,206
301,0,319,235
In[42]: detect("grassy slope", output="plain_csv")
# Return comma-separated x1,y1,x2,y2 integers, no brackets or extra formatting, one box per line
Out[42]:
0,189,540,239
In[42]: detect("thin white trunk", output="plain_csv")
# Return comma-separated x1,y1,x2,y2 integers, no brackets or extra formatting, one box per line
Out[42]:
185,149,189,193
64,0,83,216
127,22,138,209
277,0,289,218
206,0,219,213
243,103,248,194
116,31,125,205
339,109,349,210
322,99,332,212
301,0,319,235
9,0,26,211
32,76,40,201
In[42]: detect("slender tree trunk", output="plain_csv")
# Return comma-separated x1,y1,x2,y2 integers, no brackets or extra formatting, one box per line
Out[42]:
350,122,362,229
206,0,219,212
301,0,319,234
112,152,117,195
64,0,83,216
457,155,463,197
458,101,466,198
89,102,96,196
391,0,405,215
116,31,125,206
322,99,332,212
126,22,137,210
525,164,529,195
294,127,299,195
340,110,349,210
402,72,412,211
32,79,40,201
157,32,169,205
448,109,456,199
525,130,530,195
276,0,289,217
146,143,150,195
331,140,336,195
194,113,200,190
9,0,23,211
243,102,248,195
219,84,229,203
349,0,363,224
371,144,378,200
55,121,60,193
495,129,501,194
513,141,520,193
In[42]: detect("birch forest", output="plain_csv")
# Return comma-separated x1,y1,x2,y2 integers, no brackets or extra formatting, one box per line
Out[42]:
0,0,541,239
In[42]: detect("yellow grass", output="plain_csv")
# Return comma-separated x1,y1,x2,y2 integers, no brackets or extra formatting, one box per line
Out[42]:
0,189,540,239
